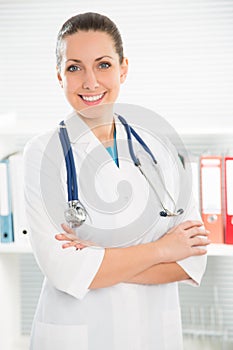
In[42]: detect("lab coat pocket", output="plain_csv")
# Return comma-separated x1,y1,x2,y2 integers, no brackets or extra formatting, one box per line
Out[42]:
33,321,88,350
162,310,183,350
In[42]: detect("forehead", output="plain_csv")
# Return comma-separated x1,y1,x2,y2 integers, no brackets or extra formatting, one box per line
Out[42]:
61,31,118,60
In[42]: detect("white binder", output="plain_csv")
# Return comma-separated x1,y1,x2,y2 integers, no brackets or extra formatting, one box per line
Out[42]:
200,155,224,243
8,153,31,248
0,159,14,243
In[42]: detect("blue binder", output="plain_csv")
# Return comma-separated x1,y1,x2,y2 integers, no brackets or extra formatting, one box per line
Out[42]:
0,159,14,243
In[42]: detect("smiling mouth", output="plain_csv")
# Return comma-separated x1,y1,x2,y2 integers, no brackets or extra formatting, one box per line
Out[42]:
79,93,105,102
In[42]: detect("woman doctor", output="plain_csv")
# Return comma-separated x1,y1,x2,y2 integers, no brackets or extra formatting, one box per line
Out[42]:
23,12,210,350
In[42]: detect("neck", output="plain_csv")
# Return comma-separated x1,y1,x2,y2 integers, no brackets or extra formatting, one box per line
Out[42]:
93,122,115,146
77,105,115,146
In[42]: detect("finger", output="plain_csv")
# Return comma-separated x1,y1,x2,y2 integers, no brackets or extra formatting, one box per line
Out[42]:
62,242,76,248
191,236,211,247
62,234,93,246
186,227,210,238
58,226,95,247
56,232,78,241
181,220,204,230
62,242,86,249
62,241,80,249
166,220,204,235
75,244,86,249
190,247,208,256
55,233,73,241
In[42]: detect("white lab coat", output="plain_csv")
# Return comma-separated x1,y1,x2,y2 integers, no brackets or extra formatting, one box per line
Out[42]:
23,111,207,350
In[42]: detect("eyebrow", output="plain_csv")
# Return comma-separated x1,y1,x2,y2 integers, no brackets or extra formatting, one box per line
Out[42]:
65,56,114,64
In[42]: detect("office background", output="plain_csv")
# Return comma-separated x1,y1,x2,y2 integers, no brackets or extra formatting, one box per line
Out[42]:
0,0,233,349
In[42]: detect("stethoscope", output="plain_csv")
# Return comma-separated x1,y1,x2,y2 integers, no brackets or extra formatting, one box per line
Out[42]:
59,115,184,228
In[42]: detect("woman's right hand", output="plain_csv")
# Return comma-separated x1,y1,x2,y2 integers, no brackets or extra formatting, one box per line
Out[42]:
155,220,210,263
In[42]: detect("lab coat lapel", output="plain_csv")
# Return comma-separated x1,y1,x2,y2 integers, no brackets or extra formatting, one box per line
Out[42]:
64,111,145,180
65,111,121,175
81,115,133,171
76,114,136,172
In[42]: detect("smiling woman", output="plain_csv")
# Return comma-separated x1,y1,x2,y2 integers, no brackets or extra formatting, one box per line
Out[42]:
56,13,128,115
57,30,128,131
23,12,209,350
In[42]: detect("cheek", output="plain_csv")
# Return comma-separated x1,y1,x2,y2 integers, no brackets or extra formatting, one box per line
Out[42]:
107,71,121,89
63,75,81,92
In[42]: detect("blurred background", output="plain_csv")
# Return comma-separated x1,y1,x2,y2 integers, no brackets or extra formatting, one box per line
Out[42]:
0,1,233,349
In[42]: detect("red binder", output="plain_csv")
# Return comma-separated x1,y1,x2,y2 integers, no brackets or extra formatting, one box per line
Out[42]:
200,156,224,243
224,157,233,244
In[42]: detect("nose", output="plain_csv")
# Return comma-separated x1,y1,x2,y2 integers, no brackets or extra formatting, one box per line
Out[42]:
82,69,99,90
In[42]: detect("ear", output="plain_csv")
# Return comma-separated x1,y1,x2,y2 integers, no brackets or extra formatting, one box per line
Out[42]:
56,66,63,88
120,57,128,84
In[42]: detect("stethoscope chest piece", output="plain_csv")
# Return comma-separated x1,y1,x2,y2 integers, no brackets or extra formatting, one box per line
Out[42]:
64,200,87,227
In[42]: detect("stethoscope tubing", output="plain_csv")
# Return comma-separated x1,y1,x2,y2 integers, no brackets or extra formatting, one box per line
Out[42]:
59,115,184,222
116,115,140,166
117,115,157,166
117,115,184,217
59,121,78,201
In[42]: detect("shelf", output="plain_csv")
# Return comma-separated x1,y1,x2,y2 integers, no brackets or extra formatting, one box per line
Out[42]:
0,119,59,136
0,244,32,254
0,243,233,255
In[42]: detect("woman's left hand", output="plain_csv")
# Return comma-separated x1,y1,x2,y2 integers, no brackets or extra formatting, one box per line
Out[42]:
55,223,89,250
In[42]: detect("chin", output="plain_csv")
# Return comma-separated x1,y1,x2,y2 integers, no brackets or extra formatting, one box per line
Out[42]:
77,102,115,121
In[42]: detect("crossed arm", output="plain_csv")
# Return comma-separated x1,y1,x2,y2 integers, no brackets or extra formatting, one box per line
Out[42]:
55,220,210,289
126,263,189,285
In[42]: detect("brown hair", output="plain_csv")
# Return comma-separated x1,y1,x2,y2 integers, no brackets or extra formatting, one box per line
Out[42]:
56,12,124,71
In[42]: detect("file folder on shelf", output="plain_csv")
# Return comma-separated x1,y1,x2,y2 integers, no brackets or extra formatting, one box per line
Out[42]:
224,157,233,244
8,153,31,248
200,156,224,243
0,159,14,243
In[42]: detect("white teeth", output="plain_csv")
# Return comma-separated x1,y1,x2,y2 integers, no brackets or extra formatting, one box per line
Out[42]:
82,93,104,102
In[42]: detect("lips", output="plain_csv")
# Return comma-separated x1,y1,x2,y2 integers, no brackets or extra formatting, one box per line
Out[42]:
79,93,105,104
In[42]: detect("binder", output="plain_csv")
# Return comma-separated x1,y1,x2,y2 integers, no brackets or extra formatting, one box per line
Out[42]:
0,159,14,243
200,155,224,243
8,153,31,248
224,157,233,244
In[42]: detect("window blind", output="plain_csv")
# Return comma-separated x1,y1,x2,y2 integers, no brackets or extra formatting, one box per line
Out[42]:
179,256,233,344
0,0,233,135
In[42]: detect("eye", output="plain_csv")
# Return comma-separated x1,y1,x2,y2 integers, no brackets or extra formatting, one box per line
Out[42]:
98,62,111,69
67,65,81,72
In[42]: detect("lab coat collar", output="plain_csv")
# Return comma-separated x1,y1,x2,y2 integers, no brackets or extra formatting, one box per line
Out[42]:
64,111,90,145
63,111,130,169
